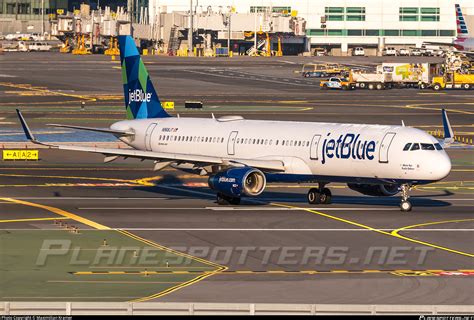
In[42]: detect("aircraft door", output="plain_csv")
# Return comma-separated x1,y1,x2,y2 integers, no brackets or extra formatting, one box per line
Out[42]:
379,132,396,163
227,131,238,155
310,134,321,160
145,123,157,151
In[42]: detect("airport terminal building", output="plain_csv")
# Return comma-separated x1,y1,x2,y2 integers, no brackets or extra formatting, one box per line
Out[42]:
147,0,474,54
1,0,473,55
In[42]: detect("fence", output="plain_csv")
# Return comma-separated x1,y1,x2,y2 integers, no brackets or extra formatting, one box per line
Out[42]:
1,302,473,315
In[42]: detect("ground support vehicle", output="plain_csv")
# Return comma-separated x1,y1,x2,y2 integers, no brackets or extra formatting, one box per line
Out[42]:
431,72,474,90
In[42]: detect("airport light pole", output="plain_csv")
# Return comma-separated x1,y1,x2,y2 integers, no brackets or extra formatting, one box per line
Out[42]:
41,0,44,35
188,0,193,56
254,12,258,55
227,11,231,56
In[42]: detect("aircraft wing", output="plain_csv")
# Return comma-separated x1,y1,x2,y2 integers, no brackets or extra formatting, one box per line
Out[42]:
17,110,285,172
46,123,134,136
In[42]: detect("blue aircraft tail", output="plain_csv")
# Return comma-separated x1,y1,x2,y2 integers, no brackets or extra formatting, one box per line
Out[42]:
118,35,170,119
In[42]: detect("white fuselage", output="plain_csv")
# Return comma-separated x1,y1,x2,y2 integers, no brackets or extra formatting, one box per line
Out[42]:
455,37,474,51
111,117,451,185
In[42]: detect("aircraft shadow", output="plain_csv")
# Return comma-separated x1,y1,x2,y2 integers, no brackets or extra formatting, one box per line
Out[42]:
133,176,453,208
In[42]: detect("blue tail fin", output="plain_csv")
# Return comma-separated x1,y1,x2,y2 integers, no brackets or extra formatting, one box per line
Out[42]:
118,35,170,119
442,108,454,144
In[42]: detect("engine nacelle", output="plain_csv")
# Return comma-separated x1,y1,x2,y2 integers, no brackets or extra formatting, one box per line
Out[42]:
347,183,399,197
208,167,266,197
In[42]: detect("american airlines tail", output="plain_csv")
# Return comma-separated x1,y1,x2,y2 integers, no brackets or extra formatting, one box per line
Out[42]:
455,4,469,39
118,36,170,119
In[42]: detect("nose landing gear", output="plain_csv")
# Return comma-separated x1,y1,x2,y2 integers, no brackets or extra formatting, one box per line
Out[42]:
400,184,412,212
307,183,332,205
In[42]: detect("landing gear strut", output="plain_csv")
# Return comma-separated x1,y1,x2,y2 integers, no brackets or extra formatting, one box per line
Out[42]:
216,192,241,205
307,183,332,205
400,184,412,212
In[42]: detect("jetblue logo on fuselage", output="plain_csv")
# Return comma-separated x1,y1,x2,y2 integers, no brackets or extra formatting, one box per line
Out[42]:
128,89,151,104
321,133,376,164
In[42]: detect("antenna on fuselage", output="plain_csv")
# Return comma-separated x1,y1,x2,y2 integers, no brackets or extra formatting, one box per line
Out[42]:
211,113,215,120
401,120,405,127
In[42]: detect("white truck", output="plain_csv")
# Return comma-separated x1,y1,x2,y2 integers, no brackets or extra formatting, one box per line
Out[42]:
381,63,441,88
351,63,441,89
351,71,393,89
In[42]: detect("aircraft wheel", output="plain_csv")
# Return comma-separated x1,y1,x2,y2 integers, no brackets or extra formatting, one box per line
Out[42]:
217,193,230,205
400,200,412,212
321,188,332,204
307,188,321,204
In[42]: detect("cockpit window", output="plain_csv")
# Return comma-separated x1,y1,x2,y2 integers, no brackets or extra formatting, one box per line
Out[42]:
410,143,420,151
403,143,411,151
434,143,443,150
421,143,435,150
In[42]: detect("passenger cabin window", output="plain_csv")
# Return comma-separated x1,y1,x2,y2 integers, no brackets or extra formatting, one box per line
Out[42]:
410,143,420,151
421,143,435,150
403,143,411,151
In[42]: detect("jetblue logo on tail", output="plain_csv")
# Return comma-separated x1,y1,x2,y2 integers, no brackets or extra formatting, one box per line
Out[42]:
321,133,376,164
119,35,170,119
129,89,152,103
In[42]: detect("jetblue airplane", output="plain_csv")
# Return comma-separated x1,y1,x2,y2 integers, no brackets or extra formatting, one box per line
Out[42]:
17,35,454,212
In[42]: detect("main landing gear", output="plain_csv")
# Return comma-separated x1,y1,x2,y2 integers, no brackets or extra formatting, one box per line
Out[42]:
307,183,332,205
400,184,412,212
216,192,241,205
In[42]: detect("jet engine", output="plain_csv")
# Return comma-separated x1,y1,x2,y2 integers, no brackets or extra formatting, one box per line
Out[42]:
208,167,266,197
347,183,399,196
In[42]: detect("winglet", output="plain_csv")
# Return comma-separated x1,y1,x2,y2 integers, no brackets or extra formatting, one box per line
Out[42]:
441,108,454,144
16,109,37,141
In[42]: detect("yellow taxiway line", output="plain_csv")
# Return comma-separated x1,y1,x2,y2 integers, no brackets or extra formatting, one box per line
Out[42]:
272,203,474,258
0,198,110,230
72,269,474,276
0,217,71,223
0,197,227,302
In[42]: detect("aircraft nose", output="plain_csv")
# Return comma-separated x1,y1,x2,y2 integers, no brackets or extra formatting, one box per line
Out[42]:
435,153,451,180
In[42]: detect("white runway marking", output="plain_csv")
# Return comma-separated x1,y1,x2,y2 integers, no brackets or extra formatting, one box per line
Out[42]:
79,207,399,211
13,197,169,200
207,207,398,211
115,228,474,232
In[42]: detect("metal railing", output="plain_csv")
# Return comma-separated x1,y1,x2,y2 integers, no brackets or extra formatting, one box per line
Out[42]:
1,302,473,315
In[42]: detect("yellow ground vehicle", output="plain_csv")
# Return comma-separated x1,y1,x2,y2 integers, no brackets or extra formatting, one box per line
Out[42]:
302,63,350,78
432,72,474,90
